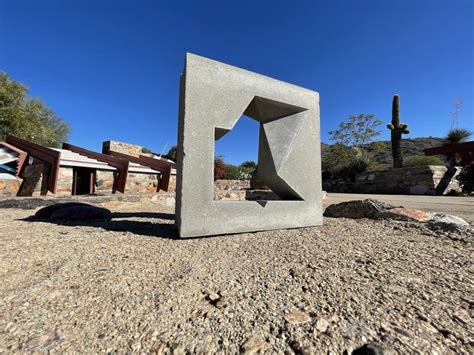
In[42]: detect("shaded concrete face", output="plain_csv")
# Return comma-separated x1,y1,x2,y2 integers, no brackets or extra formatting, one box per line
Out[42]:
176,53,322,238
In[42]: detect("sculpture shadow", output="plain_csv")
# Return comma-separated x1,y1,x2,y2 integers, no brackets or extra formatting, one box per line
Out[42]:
22,212,178,239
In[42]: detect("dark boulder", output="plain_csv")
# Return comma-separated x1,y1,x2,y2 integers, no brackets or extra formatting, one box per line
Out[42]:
323,199,397,219
35,202,93,219
35,202,111,221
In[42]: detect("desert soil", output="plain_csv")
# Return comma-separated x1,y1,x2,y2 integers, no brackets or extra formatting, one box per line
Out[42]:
0,202,472,353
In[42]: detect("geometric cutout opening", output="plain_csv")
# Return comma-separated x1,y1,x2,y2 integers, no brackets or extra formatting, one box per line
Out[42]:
213,115,282,202
214,96,308,201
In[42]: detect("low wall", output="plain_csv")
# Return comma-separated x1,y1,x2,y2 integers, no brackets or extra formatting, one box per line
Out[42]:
0,176,21,196
324,166,463,195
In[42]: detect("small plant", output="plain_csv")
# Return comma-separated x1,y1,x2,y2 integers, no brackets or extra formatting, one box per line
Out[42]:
444,128,472,145
403,155,444,167
332,148,371,182
387,95,410,168
444,128,472,165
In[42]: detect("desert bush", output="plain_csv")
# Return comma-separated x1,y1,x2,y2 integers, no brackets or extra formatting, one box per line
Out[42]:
223,164,241,180
444,128,472,145
444,128,472,166
367,163,392,172
214,157,226,180
403,155,444,167
331,149,371,182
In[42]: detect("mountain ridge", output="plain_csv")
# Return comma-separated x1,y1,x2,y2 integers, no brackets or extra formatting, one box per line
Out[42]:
321,136,445,166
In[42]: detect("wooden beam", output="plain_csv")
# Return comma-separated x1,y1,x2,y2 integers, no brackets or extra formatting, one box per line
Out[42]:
0,141,28,177
6,135,60,194
62,143,129,193
424,141,474,155
105,150,174,191
425,141,474,165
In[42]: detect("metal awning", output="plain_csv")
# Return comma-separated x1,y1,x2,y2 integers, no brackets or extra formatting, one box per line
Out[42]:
53,149,117,171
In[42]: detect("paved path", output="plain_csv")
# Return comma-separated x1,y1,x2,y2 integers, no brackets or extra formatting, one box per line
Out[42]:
323,193,474,223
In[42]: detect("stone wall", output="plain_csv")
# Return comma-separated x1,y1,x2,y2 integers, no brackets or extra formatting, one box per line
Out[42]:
56,167,73,196
103,141,142,157
213,179,280,201
214,179,250,191
126,173,159,193
0,177,21,196
96,170,115,194
324,166,463,195
167,175,177,192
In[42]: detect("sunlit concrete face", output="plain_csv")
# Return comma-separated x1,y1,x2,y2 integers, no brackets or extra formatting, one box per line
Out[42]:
175,53,322,238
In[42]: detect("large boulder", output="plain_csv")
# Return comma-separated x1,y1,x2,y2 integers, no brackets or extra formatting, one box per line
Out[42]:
323,199,397,219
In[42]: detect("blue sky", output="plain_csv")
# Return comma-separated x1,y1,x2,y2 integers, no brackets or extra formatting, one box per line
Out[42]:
1,0,473,164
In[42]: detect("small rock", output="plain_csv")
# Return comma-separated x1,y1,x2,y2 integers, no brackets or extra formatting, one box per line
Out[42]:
241,336,271,353
207,291,220,302
375,207,432,222
430,213,469,226
315,318,329,332
285,311,311,325
24,333,59,351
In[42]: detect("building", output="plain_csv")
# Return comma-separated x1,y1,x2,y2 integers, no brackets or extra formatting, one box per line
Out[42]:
0,135,176,197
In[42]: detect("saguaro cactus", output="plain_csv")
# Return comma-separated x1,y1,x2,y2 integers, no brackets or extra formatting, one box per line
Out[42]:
387,95,409,168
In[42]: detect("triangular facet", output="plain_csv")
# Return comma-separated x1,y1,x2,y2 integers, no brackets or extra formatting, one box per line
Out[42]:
262,111,307,173
244,96,307,122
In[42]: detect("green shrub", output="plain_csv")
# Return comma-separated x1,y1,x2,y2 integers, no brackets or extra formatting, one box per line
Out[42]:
368,163,392,172
403,155,444,167
332,149,371,182
223,164,241,180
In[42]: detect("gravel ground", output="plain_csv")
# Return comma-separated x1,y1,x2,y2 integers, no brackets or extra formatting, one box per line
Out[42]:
0,203,472,353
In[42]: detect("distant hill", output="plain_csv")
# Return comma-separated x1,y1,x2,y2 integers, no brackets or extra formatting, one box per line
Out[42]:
321,137,445,166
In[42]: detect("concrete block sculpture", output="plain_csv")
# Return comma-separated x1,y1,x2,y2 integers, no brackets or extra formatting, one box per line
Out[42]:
176,53,322,238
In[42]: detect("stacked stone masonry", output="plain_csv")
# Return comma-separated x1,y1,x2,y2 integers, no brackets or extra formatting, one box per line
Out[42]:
323,166,463,195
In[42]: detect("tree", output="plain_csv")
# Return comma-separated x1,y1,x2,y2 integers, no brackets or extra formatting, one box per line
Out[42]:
324,114,382,180
240,160,257,169
0,71,70,147
164,145,177,161
329,114,382,147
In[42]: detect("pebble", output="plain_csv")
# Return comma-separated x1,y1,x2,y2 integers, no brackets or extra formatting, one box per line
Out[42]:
241,336,272,353
285,311,311,325
316,318,329,332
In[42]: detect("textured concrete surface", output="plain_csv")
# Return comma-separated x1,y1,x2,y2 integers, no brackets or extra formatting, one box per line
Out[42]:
324,193,474,224
176,53,322,238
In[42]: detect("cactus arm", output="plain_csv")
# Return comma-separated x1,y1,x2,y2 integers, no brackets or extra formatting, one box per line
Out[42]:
387,123,395,130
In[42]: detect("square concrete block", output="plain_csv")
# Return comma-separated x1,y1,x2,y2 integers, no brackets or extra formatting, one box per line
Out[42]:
176,53,322,238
